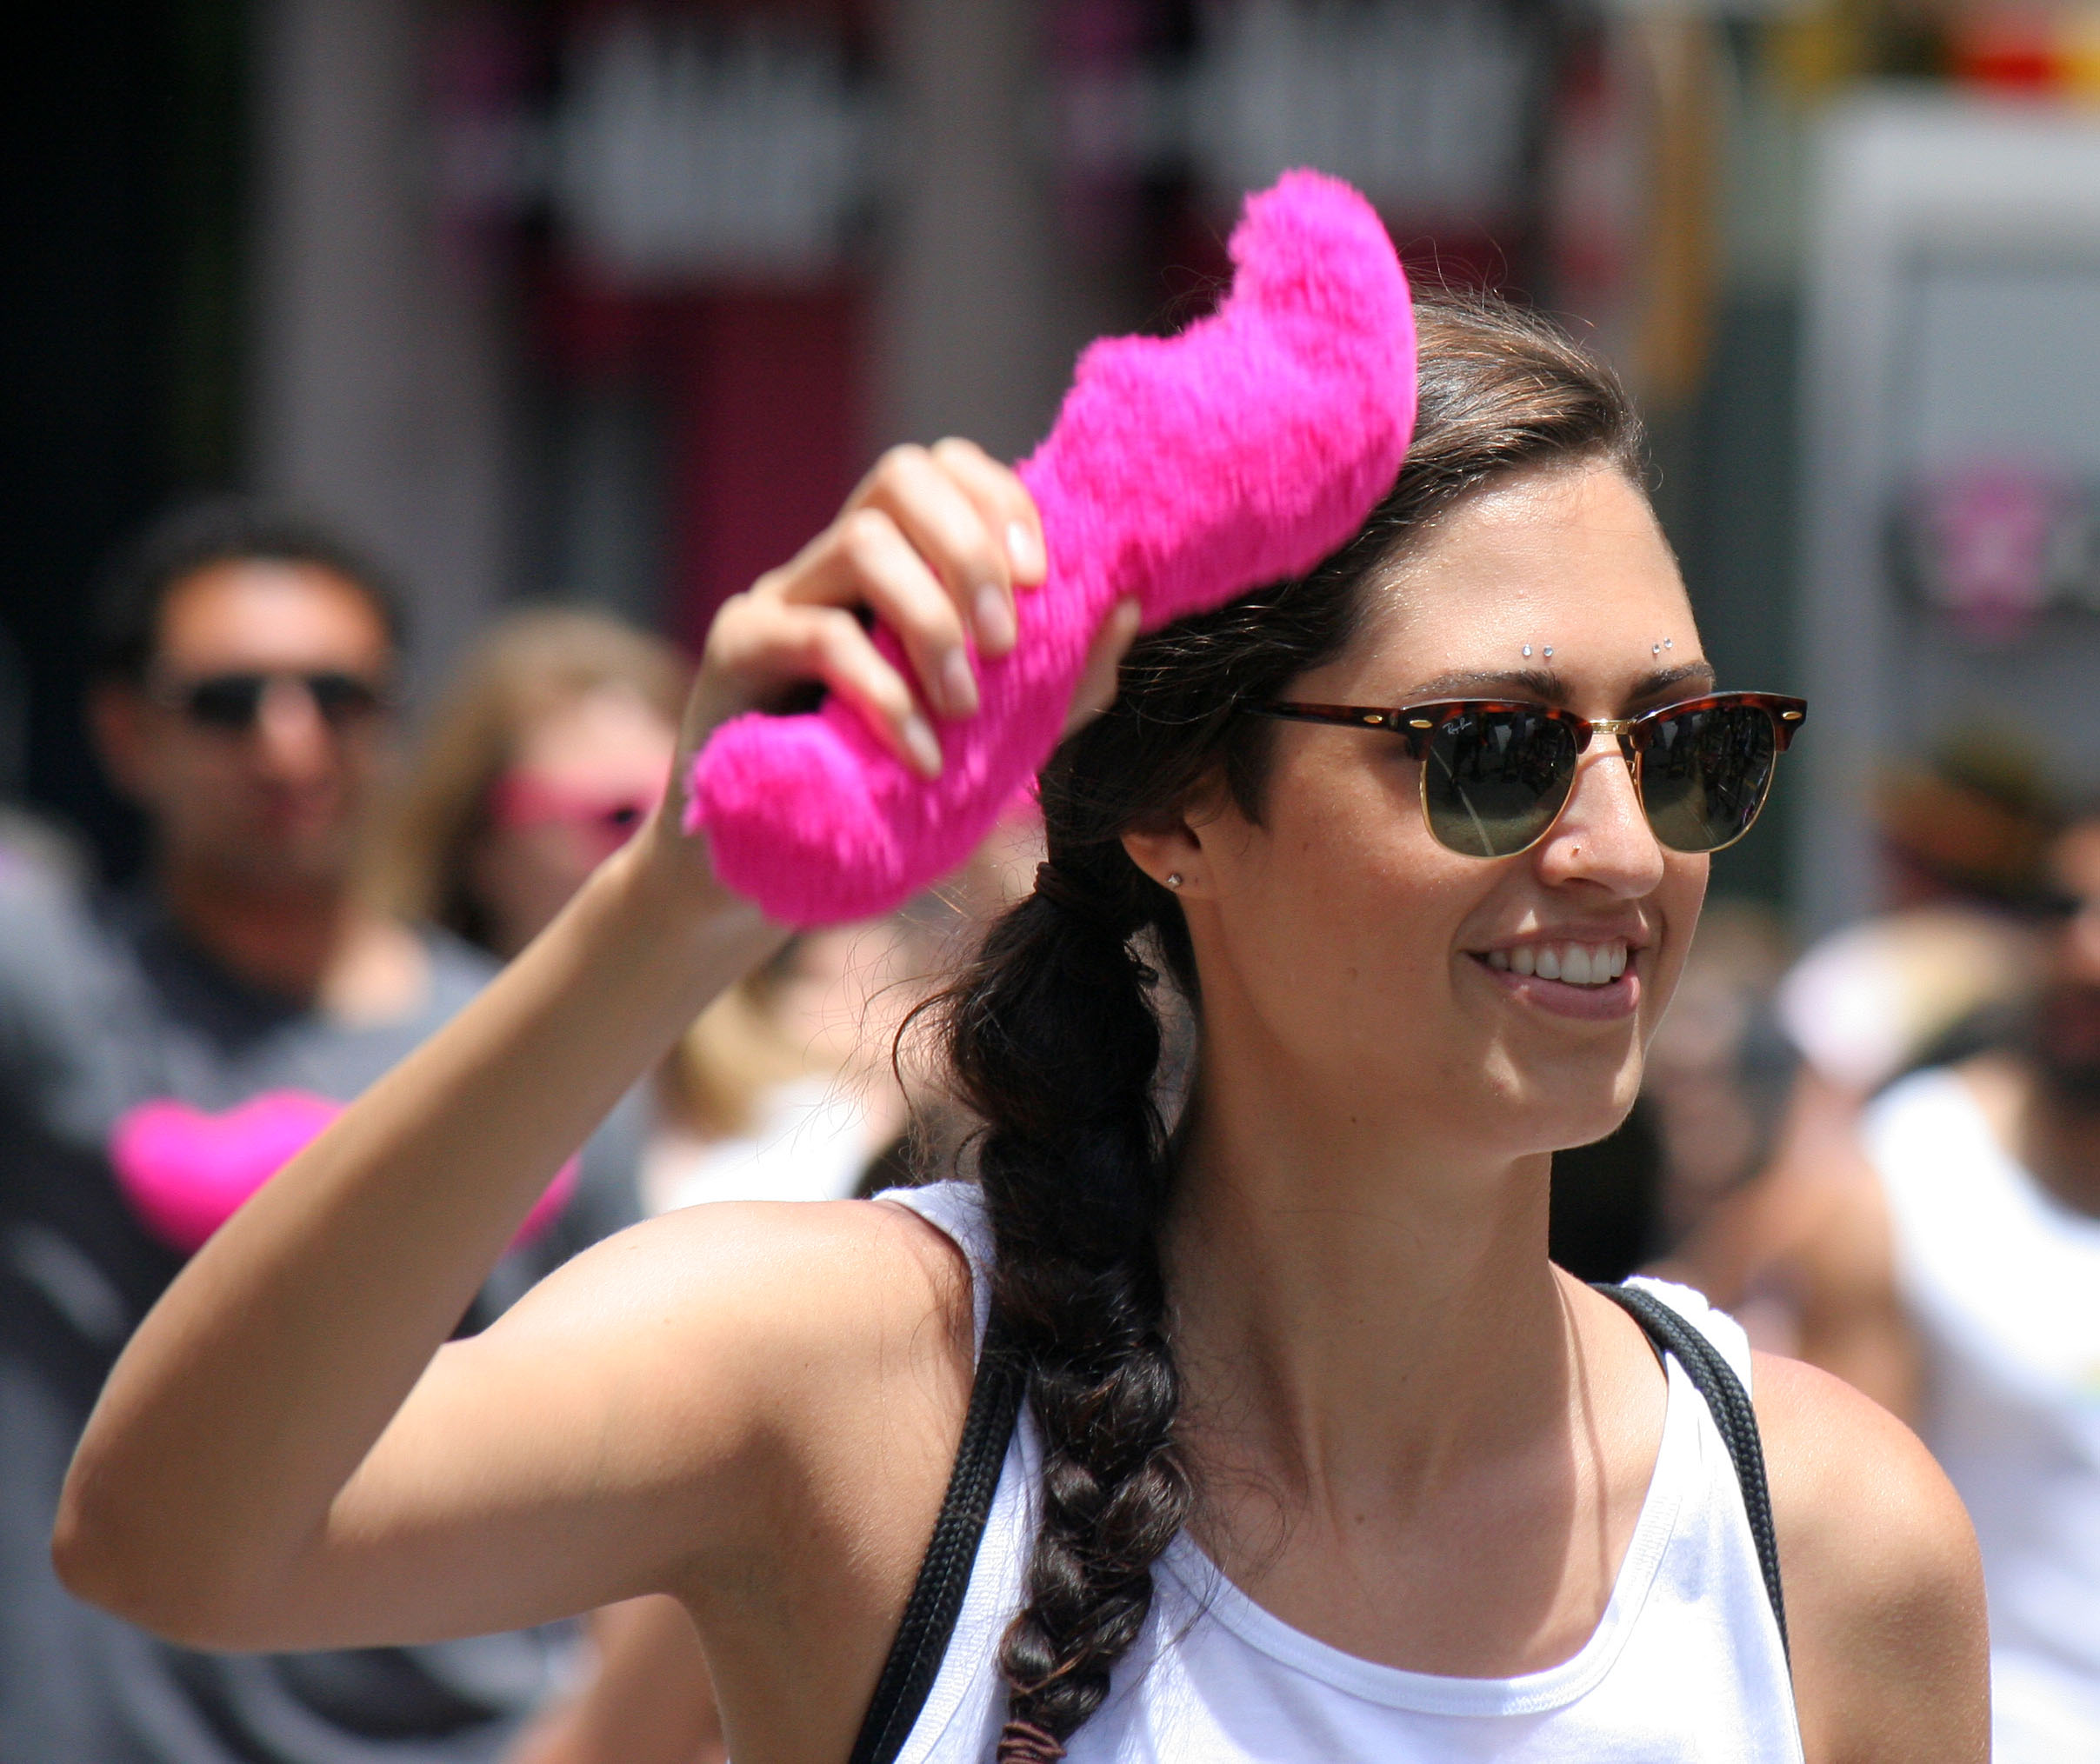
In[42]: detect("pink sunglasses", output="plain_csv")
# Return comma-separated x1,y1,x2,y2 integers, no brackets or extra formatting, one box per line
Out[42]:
487,772,664,855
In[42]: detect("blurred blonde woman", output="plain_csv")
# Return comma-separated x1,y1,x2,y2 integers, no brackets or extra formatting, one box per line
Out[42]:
373,608,1040,1212
372,607,688,962
370,605,904,1212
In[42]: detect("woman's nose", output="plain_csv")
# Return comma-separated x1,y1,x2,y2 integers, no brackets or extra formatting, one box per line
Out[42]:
1536,742,1666,895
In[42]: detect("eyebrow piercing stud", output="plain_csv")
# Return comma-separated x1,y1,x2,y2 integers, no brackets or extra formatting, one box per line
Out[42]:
1543,646,1554,659
1522,645,1531,657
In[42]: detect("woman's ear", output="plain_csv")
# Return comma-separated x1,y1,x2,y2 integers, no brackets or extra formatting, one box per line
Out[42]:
1121,822,1200,895
1123,774,1230,894
1123,771,1237,895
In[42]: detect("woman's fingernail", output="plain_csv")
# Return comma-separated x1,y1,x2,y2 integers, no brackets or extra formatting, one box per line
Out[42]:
975,583,1017,654
1006,521,1039,576
903,713,943,776
940,648,978,717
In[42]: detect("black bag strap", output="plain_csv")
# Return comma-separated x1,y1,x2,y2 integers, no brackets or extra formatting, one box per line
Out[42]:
847,1308,1027,1764
850,1283,1790,1764
1594,1281,1790,1666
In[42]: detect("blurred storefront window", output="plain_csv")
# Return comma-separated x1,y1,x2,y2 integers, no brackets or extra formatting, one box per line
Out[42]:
12,0,2100,922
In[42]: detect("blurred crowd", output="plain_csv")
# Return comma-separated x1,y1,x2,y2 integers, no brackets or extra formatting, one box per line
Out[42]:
3,496,2099,1760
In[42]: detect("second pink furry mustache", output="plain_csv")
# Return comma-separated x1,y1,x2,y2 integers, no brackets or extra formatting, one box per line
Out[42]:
687,170,1417,926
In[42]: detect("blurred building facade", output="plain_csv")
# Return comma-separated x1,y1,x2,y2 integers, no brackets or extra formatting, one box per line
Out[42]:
7,0,2100,915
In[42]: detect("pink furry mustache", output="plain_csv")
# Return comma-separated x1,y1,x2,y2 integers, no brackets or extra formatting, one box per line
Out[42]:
687,170,1417,926
110,1092,578,1258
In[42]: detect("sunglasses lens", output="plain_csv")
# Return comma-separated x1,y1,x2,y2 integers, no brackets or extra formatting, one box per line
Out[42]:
1423,709,1580,858
305,673,383,726
177,673,384,730
184,676,268,729
1639,702,1777,854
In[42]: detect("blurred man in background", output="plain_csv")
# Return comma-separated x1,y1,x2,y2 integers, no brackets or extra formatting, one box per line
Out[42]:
1677,810,2100,1762
0,501,641,1764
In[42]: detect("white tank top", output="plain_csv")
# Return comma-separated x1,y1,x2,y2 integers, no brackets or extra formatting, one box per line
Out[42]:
881,1182,1803,1763
1863,1068,2100,1760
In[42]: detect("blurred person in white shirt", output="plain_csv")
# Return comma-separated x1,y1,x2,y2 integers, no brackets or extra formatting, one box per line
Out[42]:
1674,812,2100,1761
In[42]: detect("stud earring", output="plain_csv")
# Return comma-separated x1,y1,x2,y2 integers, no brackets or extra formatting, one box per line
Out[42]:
1166,873,1184,889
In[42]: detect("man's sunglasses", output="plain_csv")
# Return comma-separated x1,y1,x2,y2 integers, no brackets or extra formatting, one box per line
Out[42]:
150,670,392,732
1249,691,1807,859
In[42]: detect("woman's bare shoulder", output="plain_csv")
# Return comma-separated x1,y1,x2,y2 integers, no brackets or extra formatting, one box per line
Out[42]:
450,1194,979,1506
609,1189,972,1298
1751,1352,1988,1764
491,1192,975,1386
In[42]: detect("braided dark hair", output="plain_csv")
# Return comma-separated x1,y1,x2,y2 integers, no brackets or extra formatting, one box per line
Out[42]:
936,292,1643,1758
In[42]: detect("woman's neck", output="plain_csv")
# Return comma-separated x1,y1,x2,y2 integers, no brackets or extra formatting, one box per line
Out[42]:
1154,1040,1669,1680
1163,1067,1571,1535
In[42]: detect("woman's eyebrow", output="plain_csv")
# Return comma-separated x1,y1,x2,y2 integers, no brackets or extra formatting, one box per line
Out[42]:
1400,667,1566,702
1392,659,1717,707
1630,662,1717,701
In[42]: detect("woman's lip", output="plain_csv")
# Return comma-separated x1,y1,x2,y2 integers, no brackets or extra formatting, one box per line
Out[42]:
1473,934,1649,958
1468,951,1640,1021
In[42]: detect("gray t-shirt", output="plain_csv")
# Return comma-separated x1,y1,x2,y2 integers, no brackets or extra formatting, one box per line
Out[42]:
0,859,644,1764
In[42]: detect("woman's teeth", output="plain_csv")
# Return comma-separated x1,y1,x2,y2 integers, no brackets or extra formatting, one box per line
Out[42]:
1483,942,1628,986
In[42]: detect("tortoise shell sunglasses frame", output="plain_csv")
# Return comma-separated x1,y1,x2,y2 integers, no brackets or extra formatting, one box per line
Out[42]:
1246,691,1808,859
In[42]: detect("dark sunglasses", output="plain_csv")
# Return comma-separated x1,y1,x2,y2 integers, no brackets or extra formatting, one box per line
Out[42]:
1249,691,1807,858
150,670,391,733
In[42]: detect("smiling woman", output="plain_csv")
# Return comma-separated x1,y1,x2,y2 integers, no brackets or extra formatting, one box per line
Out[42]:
54,296,1983,1764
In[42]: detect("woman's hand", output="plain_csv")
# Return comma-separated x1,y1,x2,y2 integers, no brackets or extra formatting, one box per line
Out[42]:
690,439,1043,774
658,439,1139,883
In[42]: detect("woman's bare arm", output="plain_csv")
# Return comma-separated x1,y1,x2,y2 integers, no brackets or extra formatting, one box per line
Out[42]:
57,829,781,1641
1757,1352,1989,1764
51,441,1124,1660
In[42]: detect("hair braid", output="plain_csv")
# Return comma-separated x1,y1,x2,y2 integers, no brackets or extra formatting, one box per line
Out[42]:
947,835,1192,1751
932,291,1643,1758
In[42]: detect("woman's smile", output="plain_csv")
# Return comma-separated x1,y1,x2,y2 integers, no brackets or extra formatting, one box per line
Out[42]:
1466,940,1643,1021
1463,918,1652,1022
